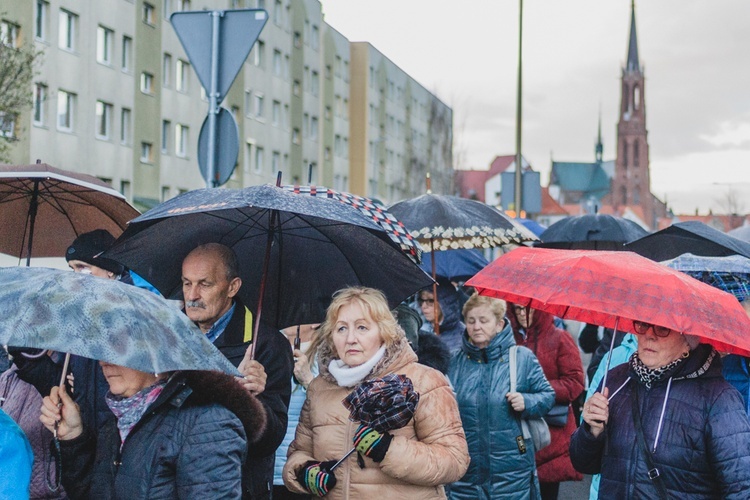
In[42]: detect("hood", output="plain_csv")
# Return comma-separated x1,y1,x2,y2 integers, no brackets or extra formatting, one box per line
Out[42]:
181,370,267,444
434,278,464,331
460,318,514,362
507,303,556,342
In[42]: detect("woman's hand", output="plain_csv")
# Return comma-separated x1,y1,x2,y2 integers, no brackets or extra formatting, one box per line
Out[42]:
505,392,525,412
40,385,83,441
582,387,609,438
293,350,314,388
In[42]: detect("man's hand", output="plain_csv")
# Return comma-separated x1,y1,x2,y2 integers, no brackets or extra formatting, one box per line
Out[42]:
40,386,83,441
237,344,267,396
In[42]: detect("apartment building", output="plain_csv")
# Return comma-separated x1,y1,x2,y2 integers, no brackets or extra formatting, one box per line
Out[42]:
3,0,452,211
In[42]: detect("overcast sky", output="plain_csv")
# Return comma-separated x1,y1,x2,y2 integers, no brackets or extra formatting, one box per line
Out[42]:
320,0,750,215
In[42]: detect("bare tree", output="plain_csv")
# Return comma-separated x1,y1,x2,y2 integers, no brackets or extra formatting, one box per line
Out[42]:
0,29,41,162
713,186,746,215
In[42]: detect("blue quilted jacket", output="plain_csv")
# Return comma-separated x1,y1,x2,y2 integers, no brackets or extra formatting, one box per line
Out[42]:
447,321,554,500
570,344,750,499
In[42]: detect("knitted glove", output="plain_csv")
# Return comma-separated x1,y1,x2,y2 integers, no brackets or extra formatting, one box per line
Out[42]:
296,460,337,497
353,424,393,463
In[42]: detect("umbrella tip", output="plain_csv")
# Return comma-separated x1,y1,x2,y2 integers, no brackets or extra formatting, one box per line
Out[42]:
426,172,432,194
276,171,282,187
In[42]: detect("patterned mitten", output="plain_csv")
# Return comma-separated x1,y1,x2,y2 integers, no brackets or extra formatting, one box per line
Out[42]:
296,460,337,497
353,424,393,463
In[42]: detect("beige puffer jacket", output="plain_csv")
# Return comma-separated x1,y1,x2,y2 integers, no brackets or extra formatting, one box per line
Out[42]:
283,337,469,499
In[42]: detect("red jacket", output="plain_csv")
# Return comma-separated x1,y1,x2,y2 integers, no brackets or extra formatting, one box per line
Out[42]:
509,307,584,483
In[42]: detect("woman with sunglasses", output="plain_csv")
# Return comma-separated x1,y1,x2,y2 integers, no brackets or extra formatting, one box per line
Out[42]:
570,320,750,498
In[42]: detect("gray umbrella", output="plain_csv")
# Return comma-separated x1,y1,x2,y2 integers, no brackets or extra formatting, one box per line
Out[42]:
0,267,240,376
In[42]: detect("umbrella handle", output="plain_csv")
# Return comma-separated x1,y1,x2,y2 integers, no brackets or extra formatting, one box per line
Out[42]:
328,447,356,471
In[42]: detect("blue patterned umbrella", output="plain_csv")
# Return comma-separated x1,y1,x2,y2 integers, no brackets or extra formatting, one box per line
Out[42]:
0,267,240,375
662,253,750,302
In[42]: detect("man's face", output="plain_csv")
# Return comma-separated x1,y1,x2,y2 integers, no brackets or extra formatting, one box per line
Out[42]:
68,259,113,279
181,252,240,333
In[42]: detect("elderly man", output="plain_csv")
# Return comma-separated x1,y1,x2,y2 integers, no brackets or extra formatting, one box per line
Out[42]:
181,243,293,500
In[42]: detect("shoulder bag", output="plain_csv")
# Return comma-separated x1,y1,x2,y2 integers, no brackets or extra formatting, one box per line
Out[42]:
509,345,551,450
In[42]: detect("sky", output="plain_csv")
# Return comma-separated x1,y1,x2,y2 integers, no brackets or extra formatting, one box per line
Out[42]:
319,0,750,215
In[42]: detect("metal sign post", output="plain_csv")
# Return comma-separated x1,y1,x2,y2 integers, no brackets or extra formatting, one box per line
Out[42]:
207,11,221,188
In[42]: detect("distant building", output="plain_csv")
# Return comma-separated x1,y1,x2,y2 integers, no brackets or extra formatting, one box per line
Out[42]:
2,0,452,211
455,154,532,205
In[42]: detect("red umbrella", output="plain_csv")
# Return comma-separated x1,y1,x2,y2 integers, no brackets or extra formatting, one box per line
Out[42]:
466,247,750,357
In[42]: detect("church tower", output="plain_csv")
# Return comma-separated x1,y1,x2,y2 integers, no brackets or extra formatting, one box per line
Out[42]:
612,1,654,225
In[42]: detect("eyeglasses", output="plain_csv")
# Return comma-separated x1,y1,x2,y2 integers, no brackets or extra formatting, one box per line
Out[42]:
417,298,435,305
632,320,672,338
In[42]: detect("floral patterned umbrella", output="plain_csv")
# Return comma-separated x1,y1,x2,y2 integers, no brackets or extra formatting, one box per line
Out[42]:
0,267,240,375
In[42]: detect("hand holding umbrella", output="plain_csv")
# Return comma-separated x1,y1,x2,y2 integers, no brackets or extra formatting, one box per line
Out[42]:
330,374,420,471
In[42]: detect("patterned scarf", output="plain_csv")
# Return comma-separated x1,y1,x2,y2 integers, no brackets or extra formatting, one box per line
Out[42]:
106,379,167,445
629,352,685,389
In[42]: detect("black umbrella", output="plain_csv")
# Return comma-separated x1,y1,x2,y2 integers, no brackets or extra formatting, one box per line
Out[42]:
536,214,649,250
624,221,750,261
0,163,139,265
330,373,420,471
103,184,433,342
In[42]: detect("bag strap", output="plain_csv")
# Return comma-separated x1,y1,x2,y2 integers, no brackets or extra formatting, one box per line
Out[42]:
631,385,669,500
509,345,517,392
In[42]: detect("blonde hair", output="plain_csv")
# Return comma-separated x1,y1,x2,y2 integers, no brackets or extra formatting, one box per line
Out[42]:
308,287,403,363
462,293,507,324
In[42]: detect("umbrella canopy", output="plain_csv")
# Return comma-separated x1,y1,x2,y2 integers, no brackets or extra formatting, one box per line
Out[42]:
662,254,750,303
625,221,750,261
342,373,420,433
0,267,240,375
104,185,433,330
389,193,538,252
515,217,547,238
536,214,649,250
282,184,422,263
465,247,750,357
419,248,488,282
728,225,750,243
0,163,139,263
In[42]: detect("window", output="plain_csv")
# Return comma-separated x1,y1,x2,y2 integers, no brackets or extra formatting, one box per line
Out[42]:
293,80,300,97
122,36,132,71
95,101,112,139
35,1,48,40
120,108,131,144
253,40,264,67
58,10,76,50
310,116,318,140
325,64,332,80
254,146,264,173
272,100,280,126
272,49,282,76
162,53,172,86
161,186,171,201
324,147,331,161
324,105,331,120
253,93,264,118
257,0,265,9
0,113,16,139
175,0,191,12
292,128,300,145
163,0,172,18
33,83,47,125
1,20,19,48
57,90,75,131
120,180,131,200
303,113,309,137
293,31,301,49
96,26,113,65
142,3,155,25
175,124,188,157
311,25,319,50
140,72,154,94
230,105,239,123
140,142,153,163
161,120,170,152
273,1,282,26
176,60,189,92
311,70,319,96
272,151,280,173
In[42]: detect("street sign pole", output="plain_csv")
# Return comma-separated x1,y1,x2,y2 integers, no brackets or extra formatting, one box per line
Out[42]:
206,11,222,188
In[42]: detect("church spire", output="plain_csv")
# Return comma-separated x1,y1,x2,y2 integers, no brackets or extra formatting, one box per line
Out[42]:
595,107,603,162
626,0,640,73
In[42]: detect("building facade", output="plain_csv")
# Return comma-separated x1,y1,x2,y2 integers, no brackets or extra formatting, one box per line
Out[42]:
3,0,452,211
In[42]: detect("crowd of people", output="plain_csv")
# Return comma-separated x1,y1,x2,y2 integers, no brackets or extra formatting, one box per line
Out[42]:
2,228,750,499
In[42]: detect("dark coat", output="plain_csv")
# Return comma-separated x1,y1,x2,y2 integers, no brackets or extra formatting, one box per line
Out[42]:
570,344,750,499
417,331,452,374
509,308,584,484
214,299,293,499
60,371,267,499
447,321,555,500
722,354,750,415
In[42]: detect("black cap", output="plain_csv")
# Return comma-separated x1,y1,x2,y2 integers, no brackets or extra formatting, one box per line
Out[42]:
65,229,124,275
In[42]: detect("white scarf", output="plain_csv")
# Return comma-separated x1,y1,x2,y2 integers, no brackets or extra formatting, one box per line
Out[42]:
328,345,386,387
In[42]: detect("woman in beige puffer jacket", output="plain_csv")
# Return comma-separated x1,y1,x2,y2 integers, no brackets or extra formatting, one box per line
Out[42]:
283,287,469,499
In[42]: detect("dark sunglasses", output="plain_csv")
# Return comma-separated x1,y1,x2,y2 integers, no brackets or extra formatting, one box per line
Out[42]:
417,298,435,305
633,320,672,338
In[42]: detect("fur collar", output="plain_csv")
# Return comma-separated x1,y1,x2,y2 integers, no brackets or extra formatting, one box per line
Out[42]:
318,337,417,385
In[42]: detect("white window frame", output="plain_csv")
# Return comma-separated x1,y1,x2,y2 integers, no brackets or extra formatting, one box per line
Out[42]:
176,59,189,92
253,93,264,118
120,108,131,145
95,100,112,140
33,83,47,126
57,90,74,131
35,1,48,41
1,20,20,48
0,113,16,139
58,10,76,51
175,124,188,157
162,53,172,87
142,3,156,26
96,26,113,65
122,36,132,72
140,72,154,94
161,119,171,153
140,142,154,163
254,146,264,173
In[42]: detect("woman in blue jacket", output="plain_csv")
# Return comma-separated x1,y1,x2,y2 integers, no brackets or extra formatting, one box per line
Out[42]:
448,294,554,499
